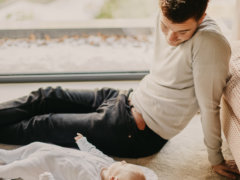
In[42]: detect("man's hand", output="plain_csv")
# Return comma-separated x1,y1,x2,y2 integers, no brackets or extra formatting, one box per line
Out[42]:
74,133,83,142
212,160,239,179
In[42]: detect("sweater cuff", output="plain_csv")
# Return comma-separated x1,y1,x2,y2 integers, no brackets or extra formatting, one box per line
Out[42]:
76,137,88,150
207,148,224,165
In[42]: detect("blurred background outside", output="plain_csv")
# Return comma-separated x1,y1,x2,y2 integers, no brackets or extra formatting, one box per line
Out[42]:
0,0,237,75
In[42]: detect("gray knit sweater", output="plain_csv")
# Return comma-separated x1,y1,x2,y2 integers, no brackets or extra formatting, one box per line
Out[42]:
131,13,231,165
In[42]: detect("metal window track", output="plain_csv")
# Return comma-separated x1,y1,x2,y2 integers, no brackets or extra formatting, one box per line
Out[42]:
0,71,149,83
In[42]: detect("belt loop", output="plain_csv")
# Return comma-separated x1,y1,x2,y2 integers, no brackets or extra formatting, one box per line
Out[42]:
126,88,133,98
126,89,134,110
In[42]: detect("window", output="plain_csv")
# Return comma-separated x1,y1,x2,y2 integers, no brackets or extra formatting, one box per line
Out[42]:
0,0,237,82
207,0,236,39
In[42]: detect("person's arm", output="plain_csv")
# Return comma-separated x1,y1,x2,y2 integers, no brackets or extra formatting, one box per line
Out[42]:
74,133,114,162
192,30,239,179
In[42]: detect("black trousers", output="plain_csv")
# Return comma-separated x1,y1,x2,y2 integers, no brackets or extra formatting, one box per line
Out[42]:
0,86,167,158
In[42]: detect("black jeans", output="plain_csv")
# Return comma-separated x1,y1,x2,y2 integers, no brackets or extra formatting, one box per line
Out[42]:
0,86,167,158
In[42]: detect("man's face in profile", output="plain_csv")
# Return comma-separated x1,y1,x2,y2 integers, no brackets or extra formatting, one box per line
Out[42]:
160,11,205,46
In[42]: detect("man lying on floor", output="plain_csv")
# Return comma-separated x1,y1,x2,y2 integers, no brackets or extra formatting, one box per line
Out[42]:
0,133,156,180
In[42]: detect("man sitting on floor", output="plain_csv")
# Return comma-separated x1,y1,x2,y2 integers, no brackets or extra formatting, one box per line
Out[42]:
0,0,239,179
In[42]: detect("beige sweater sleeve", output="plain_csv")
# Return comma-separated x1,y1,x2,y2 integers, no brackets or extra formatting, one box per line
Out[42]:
192,30,231,165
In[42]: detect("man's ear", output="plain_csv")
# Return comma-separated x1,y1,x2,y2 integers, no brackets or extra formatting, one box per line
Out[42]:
198,13,206,25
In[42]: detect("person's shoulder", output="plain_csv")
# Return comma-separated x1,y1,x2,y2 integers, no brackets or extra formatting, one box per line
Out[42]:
197,15,221,33
194,30,230,49
191,16,231,52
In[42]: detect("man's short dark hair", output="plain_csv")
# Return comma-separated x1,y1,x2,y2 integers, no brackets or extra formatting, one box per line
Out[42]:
160,0,209,23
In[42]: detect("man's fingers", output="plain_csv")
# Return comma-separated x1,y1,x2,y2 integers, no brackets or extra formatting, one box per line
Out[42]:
217,169,237,180
213,160,239,179
223,162,240,174
224,166,240,174
227,160,236,165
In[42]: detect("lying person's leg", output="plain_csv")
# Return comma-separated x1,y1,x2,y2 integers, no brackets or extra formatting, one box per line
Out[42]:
0,112,110,146
0,88,167,158
0,86,118,126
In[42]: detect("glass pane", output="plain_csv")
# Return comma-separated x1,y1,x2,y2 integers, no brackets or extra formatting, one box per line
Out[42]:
207,0,236,39
0,33,153,74
0,0,157,74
